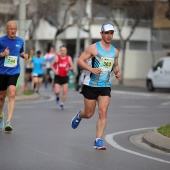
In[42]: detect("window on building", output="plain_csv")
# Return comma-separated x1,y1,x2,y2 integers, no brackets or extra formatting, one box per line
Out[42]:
162,43,170,50
112,40,121,51
129,41,147,50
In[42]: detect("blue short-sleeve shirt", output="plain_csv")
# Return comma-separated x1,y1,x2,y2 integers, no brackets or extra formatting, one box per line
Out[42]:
0,35,24,75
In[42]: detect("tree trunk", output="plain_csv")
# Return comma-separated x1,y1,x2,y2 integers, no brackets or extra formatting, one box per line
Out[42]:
119,41,126,85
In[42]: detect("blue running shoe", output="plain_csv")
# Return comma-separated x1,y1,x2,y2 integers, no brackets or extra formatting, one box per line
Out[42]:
44,83,48,89
56,96,60,104
60,104,64,110
71,109,82,129
5,122,13,132
0,113,4,129
94,139,107,150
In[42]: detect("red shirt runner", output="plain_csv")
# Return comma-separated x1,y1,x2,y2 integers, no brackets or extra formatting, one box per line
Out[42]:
54,55,69,77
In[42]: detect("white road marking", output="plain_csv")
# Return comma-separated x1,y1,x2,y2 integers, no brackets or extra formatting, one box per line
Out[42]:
18,95,55,104
35,95,55,103
105,127,170,164
111,90,152,97
161,101,170,106
111,90,170,99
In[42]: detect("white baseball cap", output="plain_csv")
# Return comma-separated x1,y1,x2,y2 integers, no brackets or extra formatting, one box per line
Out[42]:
101,22,115,32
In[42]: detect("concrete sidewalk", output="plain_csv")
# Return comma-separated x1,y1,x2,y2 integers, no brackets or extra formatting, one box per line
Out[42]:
5,92,40,102
112,79,146,88
16,93,40,101
143,129,170,153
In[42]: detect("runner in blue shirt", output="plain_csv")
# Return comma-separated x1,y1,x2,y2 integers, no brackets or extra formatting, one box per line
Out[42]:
31,50,46,93
0,21,28,131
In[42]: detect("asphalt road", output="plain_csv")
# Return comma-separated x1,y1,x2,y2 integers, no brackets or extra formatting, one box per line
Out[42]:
0,86,170,170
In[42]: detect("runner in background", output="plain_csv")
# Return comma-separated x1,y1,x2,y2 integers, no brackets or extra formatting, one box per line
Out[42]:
43,46,56,89
24,49,34,90
49,50,58,91
50,45,74,110
75,52,83,91
31,50,46,93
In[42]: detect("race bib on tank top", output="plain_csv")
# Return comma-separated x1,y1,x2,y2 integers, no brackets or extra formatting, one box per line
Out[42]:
99,57,114,72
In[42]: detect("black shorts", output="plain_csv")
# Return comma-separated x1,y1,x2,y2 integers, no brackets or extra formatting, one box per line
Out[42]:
25,68,32,73
0,74,20,91
80,85,111,100
32,74,43,78
55,75,69,85
46,68,51,76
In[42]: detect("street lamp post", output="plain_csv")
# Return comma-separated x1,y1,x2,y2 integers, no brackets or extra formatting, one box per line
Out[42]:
18,0,26,93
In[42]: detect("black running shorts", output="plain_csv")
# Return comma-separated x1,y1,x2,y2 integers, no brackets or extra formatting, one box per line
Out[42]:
46,68,51,76
54,75,69,85
32,73,43,78
0,74,20,91
80,85,111,100
25,68,32,73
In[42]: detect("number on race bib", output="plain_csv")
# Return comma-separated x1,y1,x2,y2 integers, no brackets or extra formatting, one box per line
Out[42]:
99,57,114,72
4,56,18,67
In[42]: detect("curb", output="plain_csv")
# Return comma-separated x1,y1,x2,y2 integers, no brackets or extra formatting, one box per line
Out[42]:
16,93,40,101
5,93,40,102
143,128,170,153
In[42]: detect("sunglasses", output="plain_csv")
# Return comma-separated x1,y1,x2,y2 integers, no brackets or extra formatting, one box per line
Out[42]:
103,31,114,35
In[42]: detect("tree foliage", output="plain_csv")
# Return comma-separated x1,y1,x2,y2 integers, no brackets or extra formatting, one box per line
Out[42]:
92,0,153,84
26,0,78,39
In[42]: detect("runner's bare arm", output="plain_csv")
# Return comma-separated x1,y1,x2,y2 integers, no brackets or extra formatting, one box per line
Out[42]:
113,48,120,79
77,44,102,75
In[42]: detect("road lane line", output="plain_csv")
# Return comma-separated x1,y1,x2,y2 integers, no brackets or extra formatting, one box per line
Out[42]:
111,90,152,97
105,127,170,164
161,101,170,106
111,90,170,99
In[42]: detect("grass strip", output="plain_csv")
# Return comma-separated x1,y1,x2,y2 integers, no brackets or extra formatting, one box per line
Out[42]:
157,123,170,138
23,90,35,95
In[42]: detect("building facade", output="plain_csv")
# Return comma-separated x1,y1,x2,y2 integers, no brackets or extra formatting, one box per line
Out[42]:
0,0,170,80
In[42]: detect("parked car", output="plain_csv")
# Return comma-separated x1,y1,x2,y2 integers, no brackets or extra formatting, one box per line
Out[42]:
146,57,170,91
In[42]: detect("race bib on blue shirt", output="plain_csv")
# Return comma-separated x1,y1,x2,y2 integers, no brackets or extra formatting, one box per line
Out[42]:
4,56,18,67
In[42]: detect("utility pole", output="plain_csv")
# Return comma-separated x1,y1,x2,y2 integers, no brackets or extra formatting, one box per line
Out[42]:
85,0,92,49
74,0,82,75
18,0,26,92
75,0,82,59
75,23,80,59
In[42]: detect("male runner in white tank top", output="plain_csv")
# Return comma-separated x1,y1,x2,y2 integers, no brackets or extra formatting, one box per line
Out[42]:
71,22,120,150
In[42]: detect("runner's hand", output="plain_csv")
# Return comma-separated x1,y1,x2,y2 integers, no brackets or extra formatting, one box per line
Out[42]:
21,53,29,60
3,47,10,56
115,71,120,79
23,54,29,60
91,68,102,75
